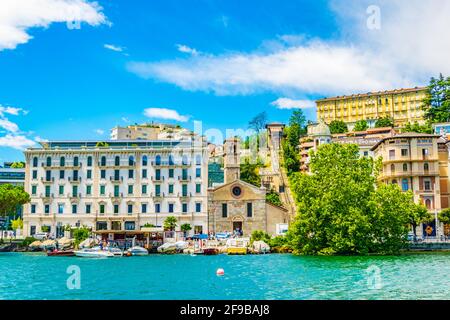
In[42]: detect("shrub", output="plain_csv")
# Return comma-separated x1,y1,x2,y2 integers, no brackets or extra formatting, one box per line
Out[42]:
250,230,271,244
21,237,37,247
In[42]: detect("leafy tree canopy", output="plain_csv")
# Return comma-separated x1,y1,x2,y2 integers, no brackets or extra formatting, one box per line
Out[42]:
329,120,348,134
248,112,268,133
353,120,369,132
402,121,432,134
289,143,417,255
266,189,283,207
422,73,450,123
163,216,178,231
240,158,263,187
10,162,25,168
281,110,309,176
375,116,394,128
180,223,192,232
0,184,30,218
438,208,450,225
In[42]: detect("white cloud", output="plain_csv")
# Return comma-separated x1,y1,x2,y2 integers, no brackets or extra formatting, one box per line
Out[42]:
121,117,130,123
0,134,36,150
94,129,104,135
104,43,124,52
0,0,107,51
176,44,199,56
0,118,19,133
34,136,48,143
128,0,450,97
0,106,24,116
0,103,40,150
128,43,404,96
271,98,316,110
143,108,189,122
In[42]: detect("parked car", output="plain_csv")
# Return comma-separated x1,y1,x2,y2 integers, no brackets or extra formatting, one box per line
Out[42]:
33,232,49,240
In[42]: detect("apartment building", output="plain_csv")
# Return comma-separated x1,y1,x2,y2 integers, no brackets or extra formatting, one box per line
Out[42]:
371,133,450,237
316,87,427,130
22,139,209,239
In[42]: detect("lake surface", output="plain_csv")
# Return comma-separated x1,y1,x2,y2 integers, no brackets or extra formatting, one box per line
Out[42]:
1,252,449,300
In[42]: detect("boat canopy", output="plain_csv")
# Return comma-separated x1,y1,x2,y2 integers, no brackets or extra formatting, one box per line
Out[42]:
192,234,208,240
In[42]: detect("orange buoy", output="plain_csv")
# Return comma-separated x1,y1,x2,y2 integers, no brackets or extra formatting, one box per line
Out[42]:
216,268,225,276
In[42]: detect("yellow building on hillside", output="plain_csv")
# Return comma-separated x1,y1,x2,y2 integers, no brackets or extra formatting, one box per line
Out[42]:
316,87,427,130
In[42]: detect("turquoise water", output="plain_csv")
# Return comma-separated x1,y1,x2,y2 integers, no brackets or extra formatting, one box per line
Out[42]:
1,252,450,300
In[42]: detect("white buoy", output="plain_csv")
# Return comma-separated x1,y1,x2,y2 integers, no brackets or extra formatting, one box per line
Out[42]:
216,268,225,276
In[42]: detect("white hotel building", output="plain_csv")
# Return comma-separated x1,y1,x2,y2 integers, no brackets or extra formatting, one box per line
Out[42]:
22,139,209,239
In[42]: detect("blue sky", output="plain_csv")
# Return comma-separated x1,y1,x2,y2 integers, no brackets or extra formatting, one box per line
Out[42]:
0,0,449,162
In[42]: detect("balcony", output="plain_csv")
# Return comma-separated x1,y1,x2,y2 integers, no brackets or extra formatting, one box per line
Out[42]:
153,192,165,199
178,175,191,182
378,169,439,180
68,193,81,200
41,177,54,183
68,176,81,183
151,176,165,182
40,193,54,199
110,176,124,183
109,192,124,200
179,192,192,199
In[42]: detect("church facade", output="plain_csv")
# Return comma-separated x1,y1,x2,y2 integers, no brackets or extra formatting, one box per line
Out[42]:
208,138,288,236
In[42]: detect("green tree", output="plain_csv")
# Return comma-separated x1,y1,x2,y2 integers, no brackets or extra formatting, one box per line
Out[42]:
95,141,109,148
438,208,450,236
72,227,91,248
240,158,262,187
280,110,309,176
250,230,271,244
11,217,23,231
403,121,433,134
163,216,178,231
329,120,348,134
143,223,155,228
438,208,450,224
0,184,30,238
248,112,268,133
180,223,192,237
289,110,307,135
289,143,416,255
266,189,283,207
408,202,433,240
422,74,450,123
367,185,419,253
353,120,368,132
10,162,25,168
375,116,394,128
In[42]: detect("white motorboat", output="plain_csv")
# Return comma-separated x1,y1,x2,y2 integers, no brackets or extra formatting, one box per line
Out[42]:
127,246,148,256
74,247,114,258
106,247,124,257
126,236,148,256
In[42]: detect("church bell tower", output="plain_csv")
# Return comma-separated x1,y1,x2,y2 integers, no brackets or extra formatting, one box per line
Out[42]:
224,137,240,184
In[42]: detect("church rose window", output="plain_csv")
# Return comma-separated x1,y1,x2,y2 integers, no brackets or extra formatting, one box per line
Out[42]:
232,186,242,197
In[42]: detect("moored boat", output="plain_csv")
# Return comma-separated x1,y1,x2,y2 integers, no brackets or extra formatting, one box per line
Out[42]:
74,247,114,258
203,248,219,255
47,249,75,257
106,247,123,257
227,247,247,255
127,246,148,256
